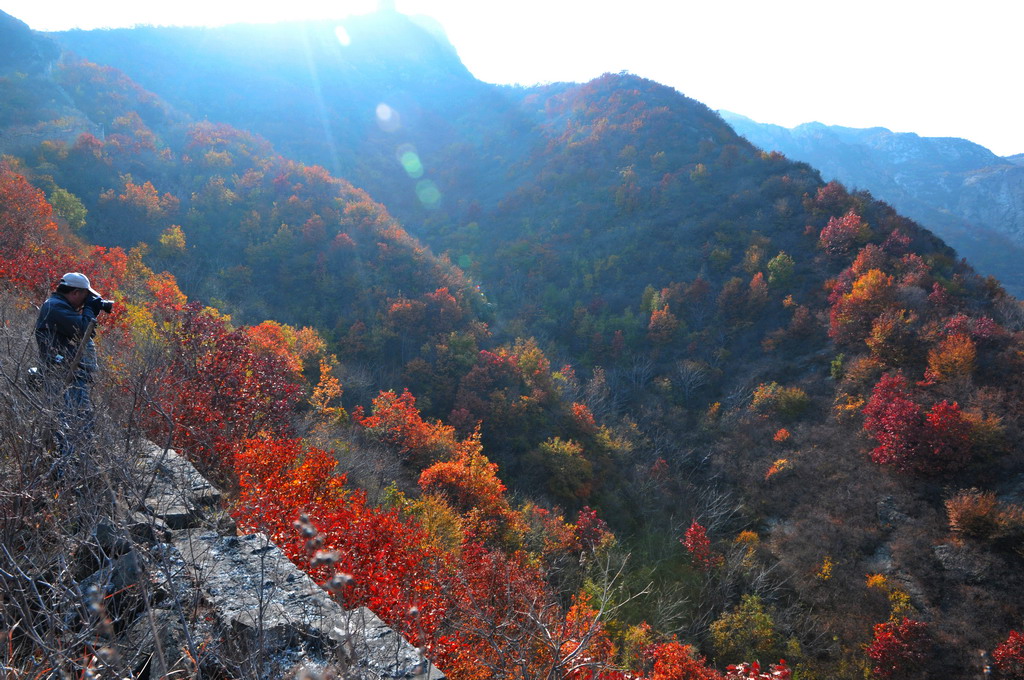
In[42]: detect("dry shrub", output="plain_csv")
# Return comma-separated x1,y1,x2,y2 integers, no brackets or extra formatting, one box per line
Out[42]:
946,488,1024,554
841,355,883,392
946,489,1000,541
0,295,212,677
750,382,810,422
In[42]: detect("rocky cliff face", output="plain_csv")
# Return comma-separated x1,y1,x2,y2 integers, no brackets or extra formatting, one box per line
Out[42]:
959,164,1024,241
721,112,1024,296
0,10,59,73
35,442,444,679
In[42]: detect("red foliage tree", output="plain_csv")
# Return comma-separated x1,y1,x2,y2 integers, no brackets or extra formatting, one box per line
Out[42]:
922,400,972,467
882,228,911,255
683,520,721,571
993,630,1024,679
0,164,75,293
724,660,792,679
810,180,851,215
424,286,465,334
232,437,450,643
0,164,130,297
851,244,888,275
359,388,460,466
862,374,921,471
646,641,724,680
434,540,554,679
0,164,55,255
574,506,613,553
145,303,301,482
866,618,929,678
232,437,631,680
819,211,867,255
748,272,769,309
863,374,973,475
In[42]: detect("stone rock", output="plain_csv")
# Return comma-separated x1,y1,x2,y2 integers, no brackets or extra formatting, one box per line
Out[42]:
933,542,997,584
864,543,894,574
127,509,173,544
173,530,444,679
117,440,444,677
93,517,133,558
877,495,911,530
121,607,203,678
135,443,223,530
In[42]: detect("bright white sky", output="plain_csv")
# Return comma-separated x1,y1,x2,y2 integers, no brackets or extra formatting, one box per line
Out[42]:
5,0,1022,156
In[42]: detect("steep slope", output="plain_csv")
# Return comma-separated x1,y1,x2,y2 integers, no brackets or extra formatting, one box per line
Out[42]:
0,12,488,414
722,112,1024,295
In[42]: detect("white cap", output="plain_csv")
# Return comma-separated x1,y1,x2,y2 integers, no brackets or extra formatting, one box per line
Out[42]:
59,272,100,296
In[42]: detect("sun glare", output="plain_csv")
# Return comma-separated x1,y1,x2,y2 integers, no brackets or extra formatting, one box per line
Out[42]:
376,104,401,133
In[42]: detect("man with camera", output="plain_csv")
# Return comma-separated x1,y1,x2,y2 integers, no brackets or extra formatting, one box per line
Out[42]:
34,272,114,466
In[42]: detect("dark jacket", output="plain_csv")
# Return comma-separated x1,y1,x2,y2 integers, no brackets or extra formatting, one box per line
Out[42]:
35,292,98,374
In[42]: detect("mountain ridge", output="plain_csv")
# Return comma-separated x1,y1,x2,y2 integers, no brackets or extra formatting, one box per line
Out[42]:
721,111,1024,295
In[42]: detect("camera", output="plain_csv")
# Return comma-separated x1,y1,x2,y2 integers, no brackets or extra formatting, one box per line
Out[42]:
87,294,115,314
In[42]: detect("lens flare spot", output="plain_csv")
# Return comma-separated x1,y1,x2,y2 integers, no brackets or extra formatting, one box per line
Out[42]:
376,103,400,132
415,180,441,208
400,152,423,178
334,25,351,46
396,144,423,177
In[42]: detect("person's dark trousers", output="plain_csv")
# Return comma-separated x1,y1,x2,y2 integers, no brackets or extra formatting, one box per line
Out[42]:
50,369,94,477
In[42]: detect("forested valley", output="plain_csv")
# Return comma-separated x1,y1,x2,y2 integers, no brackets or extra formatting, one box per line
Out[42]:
2,8,1024,679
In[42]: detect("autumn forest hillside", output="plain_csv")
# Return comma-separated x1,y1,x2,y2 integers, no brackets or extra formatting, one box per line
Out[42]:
3,8,1024,679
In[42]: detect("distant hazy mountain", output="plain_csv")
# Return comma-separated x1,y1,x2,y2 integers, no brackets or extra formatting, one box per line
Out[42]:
721,112,1024,296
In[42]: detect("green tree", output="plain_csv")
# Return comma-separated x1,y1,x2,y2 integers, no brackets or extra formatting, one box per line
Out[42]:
710,594,779,665
158,224,187,255
766,251,795,287
48,186,87,231
528,437,594,504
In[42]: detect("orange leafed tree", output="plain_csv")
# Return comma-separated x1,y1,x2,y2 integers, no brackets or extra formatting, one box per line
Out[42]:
0,164,129,296
0,164,74,293
360,388,463,466
648,305,680,344
829,268,894,345
926,332,975,382
232,437,451,643
419,430,526,547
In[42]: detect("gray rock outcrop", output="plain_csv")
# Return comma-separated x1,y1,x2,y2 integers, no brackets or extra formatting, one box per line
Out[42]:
175,530,440,679
100,442,445,679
